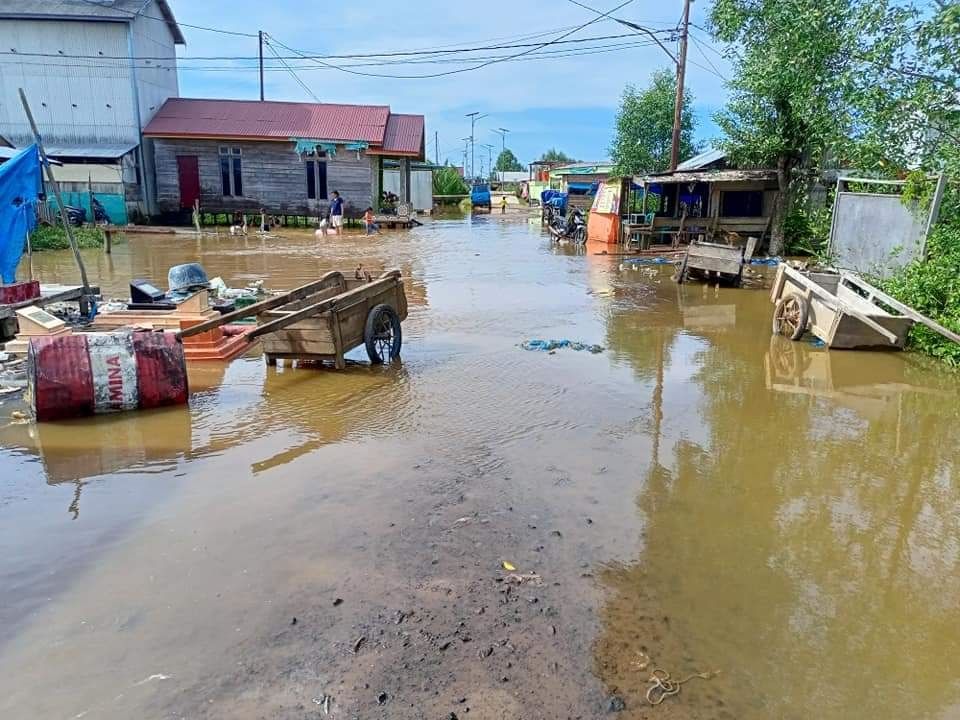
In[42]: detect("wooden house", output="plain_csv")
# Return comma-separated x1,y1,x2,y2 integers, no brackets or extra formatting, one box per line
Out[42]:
143,98,425,220
637,148,780,244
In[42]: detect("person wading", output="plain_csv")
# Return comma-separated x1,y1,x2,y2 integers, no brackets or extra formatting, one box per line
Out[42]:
330,191,344,236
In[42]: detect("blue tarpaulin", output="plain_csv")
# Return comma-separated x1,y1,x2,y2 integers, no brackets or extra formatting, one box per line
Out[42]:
0,144,41,283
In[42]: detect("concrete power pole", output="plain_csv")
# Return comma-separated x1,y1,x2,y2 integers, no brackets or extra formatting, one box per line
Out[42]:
669,0,691,172
258,30,265,101
465,111,487,179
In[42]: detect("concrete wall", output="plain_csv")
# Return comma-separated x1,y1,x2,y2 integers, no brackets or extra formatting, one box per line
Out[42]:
152,138,375,216
0,19,137,144
829,192,927,276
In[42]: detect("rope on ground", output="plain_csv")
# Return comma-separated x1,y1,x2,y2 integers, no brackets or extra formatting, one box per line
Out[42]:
645,667,720,705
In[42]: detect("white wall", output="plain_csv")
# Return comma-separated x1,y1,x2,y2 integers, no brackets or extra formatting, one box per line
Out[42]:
383,169,433,211
0,19,137,145
130,1,179,128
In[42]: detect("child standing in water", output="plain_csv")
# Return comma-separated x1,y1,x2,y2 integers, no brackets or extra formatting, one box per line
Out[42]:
364,207,379,235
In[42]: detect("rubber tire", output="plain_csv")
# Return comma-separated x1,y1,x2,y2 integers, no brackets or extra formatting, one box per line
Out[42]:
574,226,586,244
773,296,809,341
364,304,402,364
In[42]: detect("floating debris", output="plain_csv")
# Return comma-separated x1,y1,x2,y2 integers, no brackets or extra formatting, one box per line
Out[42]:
521,339,604,353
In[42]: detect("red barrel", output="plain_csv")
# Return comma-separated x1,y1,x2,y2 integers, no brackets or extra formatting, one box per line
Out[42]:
27,331,189,421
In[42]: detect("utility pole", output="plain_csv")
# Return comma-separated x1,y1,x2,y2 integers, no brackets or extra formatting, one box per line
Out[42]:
465,111,487,179
435,130,439,165
669,0,691,172
493,127,509,154
462,137,470,178
258,31,265,101
481,144,494,180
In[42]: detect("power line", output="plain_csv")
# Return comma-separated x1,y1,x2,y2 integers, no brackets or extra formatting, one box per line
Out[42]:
264,0,636,80
688,35,726,80
0,39,663,73
262,36,320,102
0,32,660,63
77,0,258,37
564,0,678,64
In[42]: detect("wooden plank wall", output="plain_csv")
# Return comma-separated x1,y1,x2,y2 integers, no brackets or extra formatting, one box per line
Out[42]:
152,138,375,216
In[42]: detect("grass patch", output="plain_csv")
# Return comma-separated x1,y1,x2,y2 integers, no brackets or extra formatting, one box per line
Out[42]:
29,225,104,251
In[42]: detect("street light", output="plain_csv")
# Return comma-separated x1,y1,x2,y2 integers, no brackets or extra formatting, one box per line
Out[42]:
480,144,495,180
465,111,488,179
492,127,510,154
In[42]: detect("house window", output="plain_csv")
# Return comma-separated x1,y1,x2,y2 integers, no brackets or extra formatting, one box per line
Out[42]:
720,190,763,217
219,146,243,196
305,153,328,200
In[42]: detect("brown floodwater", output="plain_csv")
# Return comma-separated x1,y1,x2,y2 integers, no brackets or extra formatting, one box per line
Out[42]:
2,217,959,719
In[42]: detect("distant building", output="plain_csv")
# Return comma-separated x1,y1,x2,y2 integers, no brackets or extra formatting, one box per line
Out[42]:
0,1,185,221
494,171,528,184
143,98,425,219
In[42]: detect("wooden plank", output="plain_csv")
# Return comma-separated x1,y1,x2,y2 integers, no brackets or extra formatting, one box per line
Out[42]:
178,271,345,338
840,272,960,345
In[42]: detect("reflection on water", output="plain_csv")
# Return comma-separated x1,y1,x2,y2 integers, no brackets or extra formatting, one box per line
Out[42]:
2,219,960,718
596,274,960,719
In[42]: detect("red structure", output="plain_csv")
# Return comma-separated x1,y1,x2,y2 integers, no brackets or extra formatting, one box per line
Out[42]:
27,331,189,421
0,280,40,305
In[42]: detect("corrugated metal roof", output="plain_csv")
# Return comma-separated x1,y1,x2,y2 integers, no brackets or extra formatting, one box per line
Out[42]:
143,98,392,144
0,1,185,44
676,147,726,171
377,114,424,157
644,169,777,183
44,142,137,158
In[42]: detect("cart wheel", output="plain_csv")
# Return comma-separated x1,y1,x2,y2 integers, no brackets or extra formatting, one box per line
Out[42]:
365,304,402,364
773,295,809,340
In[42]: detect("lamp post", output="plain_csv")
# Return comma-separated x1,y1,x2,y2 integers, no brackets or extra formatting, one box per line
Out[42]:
465,111,488,179
492,127,509,154
481,144,495,181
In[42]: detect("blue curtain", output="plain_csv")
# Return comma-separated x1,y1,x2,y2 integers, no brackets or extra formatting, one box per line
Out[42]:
0,145,41,283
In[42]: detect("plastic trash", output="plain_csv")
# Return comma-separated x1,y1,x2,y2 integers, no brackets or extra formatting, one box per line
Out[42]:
521,339,604,354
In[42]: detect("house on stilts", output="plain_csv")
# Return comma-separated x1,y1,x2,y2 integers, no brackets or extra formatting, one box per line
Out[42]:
143,98,425,222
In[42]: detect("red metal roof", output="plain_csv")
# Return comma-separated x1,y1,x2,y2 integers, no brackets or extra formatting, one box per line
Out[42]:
143,98,391,143
376,114,425,158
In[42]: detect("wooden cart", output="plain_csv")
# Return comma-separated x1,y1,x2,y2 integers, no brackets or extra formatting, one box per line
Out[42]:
769,263,960,350
180,269,408,368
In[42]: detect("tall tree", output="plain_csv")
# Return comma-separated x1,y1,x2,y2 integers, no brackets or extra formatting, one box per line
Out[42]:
610,69,697,175
710,0,916,253
495,149,524,172
537,148,575,163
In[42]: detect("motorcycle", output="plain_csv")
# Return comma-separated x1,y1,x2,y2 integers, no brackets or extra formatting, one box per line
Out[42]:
63,197,110,226
548,207,586,244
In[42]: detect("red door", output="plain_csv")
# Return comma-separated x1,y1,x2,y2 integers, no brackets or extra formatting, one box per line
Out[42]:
176,156,200,209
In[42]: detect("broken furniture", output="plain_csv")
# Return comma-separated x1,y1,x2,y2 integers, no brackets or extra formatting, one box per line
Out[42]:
675,236,759,287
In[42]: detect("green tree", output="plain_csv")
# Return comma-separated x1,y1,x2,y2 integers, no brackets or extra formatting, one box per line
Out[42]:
537,148,575,163
610,69,697,175
710,0,916,254
495,149,524,172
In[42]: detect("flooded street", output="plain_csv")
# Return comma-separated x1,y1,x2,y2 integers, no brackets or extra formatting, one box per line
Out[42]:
2,216,960,719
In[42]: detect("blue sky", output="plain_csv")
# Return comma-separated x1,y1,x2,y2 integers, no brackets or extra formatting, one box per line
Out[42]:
169,0,730,169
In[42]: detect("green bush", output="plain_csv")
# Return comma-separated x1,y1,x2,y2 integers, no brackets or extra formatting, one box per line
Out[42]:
432,166,469,196
783,207,832,257
29,225,104,251
882,224,960,366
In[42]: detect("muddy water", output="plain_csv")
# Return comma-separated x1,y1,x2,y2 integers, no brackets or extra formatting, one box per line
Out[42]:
2,218,960,719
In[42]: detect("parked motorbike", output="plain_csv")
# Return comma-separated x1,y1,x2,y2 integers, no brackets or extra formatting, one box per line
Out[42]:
62,197,109,226
548,207,586,244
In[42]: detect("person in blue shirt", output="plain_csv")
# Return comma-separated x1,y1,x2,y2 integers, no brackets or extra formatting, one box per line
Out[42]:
330,191,344,235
